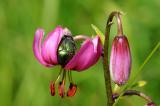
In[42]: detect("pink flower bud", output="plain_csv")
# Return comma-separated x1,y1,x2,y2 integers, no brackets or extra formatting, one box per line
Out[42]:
110,35,131,85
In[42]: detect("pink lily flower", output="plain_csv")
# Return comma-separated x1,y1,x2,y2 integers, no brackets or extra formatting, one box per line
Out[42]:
33,26,102,97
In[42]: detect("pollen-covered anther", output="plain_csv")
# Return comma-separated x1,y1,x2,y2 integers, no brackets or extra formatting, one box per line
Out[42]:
50,82,55,96
67,83,77,97
58,80,65,98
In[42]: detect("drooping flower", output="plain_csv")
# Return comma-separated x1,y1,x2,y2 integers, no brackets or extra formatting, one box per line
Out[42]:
110,35,131,86
33,26,102,97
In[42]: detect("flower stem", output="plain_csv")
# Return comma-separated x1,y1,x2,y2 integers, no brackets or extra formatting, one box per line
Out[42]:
103,11,123,106
113,90,155,105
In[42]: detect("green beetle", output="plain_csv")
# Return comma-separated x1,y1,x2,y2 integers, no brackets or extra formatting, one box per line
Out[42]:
57,35,76,67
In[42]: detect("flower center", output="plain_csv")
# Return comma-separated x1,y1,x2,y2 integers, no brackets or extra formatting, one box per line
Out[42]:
57,35,76,66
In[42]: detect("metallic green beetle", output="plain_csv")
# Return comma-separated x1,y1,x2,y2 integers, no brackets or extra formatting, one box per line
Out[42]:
57,35,76,66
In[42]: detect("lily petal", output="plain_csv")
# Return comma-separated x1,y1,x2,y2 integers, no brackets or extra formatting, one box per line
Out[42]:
65,36,102,71
41,26,63,65
33,29,53,67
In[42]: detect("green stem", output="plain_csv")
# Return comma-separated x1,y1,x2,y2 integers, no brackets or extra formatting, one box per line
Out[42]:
103,11,123,106
113,90,155,104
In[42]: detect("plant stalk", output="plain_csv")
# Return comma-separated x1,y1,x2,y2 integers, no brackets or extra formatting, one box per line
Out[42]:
113,90,155,105
103,11,123,106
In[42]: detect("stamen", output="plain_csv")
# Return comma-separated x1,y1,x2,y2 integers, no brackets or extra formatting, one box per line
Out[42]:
62,69,66,81
58,69,66,98
55,68,63,83
68,71,73,82
68,71,71,82
67,70,77,97
50,81,55,96
50,69,77,97
58,80,65,98
50,68,63,96
70,71,73,82
67,83,77,97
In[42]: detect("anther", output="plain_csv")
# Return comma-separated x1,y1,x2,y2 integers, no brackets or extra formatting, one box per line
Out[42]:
50,82,55,96
58,80,65,98
67,83,77,97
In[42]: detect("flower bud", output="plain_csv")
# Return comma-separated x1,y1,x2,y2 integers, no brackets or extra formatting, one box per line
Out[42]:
110,35,131,85
50,82,55,96
67,83,77,97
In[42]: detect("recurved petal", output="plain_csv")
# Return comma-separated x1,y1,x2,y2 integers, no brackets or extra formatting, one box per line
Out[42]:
41,26,63,65
33,29,53,67
65,36,102,71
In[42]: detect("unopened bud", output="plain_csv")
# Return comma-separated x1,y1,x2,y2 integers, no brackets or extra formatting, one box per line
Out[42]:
110,35,131,85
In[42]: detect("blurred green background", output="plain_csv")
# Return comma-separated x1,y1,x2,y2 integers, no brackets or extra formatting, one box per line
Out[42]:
0,0,160,106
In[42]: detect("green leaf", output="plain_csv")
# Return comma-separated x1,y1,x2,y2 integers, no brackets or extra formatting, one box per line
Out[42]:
91,24,105,44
